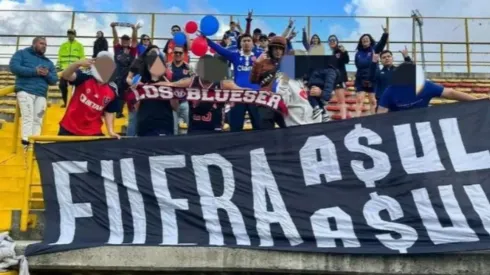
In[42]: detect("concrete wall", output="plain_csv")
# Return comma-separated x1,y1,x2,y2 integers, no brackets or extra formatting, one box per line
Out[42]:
14,241,490,275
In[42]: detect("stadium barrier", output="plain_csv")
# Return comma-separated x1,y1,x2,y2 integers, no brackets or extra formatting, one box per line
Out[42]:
0,72,71,154
20,135,111,231
0,11,489,72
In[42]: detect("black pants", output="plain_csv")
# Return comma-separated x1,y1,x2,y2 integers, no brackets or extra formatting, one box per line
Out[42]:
59,78,68,106
116,81,129,115
258,107,286,130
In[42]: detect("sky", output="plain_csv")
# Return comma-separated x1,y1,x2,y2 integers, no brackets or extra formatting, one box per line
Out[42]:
0,0,490,72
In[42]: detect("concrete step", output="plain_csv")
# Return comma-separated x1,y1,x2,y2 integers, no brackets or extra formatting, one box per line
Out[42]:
10,242,490,274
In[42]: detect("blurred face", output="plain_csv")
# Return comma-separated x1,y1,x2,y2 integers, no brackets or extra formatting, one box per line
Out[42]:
328,37,338,48
259,37,268,48
361,35,371,48
121,38,130,48
33,38,47,54
148,50,165,77
271,47,284,59
171,26,181,35
381,52,393,66
253,32,261,41
141,36,150,46
173,46,184,62
67,32,75,41
224,37,231,45
311,36,320,45
241,37,253,51
230,22,236,31
96,31,102,38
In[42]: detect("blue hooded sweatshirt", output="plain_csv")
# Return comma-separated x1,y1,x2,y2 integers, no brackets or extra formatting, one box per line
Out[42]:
355,33,389,81
9,47,58,97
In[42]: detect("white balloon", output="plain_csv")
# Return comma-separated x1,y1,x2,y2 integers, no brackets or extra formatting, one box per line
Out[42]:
415,64,426,95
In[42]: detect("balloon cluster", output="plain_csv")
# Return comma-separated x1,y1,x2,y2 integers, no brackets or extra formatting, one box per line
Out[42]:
172,15,220,57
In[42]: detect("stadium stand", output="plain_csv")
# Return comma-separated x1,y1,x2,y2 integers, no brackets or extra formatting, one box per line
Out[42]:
0,68,489,234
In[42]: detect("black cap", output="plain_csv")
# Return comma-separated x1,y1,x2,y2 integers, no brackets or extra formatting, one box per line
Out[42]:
67,29,76,35
253,28,262,34
268,32,276,38
121,35,131,40
259,34,268,40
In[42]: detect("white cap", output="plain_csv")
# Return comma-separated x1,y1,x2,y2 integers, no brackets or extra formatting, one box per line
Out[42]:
96,50,114,61
91,51,115,83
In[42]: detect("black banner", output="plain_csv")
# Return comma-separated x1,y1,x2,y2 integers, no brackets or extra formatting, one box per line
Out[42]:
26,100,490,256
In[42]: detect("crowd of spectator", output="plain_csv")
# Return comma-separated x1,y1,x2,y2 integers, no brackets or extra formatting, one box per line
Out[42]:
8,10,480,148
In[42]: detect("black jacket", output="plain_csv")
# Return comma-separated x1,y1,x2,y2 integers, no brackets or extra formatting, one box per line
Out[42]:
308,67,340,102
93,37,108,58
332,48,350,83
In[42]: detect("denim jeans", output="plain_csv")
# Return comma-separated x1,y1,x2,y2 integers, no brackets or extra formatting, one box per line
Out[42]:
126,111,137,137
173,101,189,135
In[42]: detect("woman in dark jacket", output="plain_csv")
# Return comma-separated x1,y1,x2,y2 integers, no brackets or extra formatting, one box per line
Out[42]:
328,34,350,120
134,45,178,137
92,31,108,58
136,34,151,56
354,27,389,117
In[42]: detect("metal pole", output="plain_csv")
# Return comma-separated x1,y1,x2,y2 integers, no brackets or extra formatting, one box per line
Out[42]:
412,18,417,63
419,24,426,70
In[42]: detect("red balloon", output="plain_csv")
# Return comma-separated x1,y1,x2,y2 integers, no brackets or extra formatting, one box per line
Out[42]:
191,36,208,56
185,21,198,34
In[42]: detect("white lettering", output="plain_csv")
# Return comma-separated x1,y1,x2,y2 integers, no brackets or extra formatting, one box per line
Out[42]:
101,160,123,244
310,207,360,248
158,86,174,99
121,158,146,244
149,155,192,245
439,118,490,172
344,124,391,188
412,185,478,245
201,89,214,101
186,88,201,101
250,148,303,247
143,85,159,99
363,192,418,253
192,153,251,246
237,65,252,71
229,91,243,103
242,90,257,104
300,135,342,186
80,94,103,111
393,122,445,174
255,92,269,106
214,90,230,102
52,161,93,245
464,184,490,236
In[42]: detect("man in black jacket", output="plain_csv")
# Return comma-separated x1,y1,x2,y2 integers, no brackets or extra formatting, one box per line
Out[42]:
370,46,412,109
93,31,108,58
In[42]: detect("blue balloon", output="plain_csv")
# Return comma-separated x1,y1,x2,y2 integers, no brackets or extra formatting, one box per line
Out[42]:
200,15,220,36
173,32,187,46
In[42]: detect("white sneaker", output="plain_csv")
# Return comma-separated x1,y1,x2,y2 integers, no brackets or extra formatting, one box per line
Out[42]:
312,107,322,120
322,113,331,122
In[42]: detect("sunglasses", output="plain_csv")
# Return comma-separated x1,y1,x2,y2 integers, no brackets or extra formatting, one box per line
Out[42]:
171,29,180,32
174,51,184,55
142,38,150,41
328,39,337,43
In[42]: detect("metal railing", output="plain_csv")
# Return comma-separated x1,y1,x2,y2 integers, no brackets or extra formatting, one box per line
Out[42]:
0,72,72,154
21,135,111,231
0,10,489,72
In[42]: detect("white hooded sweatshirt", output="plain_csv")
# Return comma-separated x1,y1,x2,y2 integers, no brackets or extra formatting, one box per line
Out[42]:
275,76,322,126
